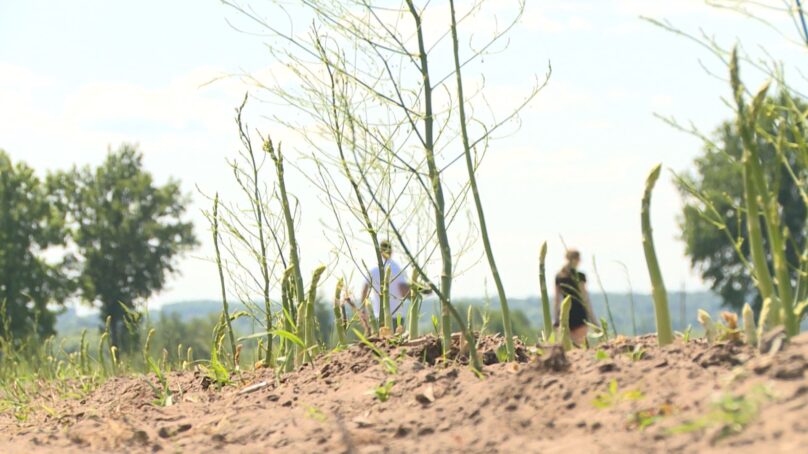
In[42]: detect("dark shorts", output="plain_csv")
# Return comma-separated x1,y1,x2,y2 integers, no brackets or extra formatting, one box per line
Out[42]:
568,301,589,329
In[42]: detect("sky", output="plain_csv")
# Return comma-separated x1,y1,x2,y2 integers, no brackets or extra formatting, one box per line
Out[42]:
1,0,806,308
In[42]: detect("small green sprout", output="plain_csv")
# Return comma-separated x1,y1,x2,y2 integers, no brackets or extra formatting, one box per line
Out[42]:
593,379,644,409
627,403,675,430
675,325,693,343
495,344,510,363
143,329,173,407
353,329,398,375
670,385,771,442
372,379,395,402
306,406,327,422
628,344,646,362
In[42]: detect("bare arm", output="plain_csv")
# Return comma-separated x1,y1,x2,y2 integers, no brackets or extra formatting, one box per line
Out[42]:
398,281,411,299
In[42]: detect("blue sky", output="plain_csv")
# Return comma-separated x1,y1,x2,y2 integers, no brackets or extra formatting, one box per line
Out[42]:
1,1,806,307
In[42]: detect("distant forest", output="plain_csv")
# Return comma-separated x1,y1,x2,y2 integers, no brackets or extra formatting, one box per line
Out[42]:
57,291,727,339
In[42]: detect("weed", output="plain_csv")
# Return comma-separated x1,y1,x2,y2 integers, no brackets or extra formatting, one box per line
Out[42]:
593,379,644,409
143,329,173,407
495,344,510,363
628,344,646,362
594,349,609,361
353,329,398,375
669,385,771,442
627,403,675,430
203,332,231,390
675,325,693,343
306,405,327,422
372,379,395,402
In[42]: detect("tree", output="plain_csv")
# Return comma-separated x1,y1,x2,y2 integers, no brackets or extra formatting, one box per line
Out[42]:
678,93,807,312
0,150,70,339
51,144,197,350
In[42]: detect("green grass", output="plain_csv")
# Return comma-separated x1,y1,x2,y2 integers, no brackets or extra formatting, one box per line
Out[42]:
669,385,771,442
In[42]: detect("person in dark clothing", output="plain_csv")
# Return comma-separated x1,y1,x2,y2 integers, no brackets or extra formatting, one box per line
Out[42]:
554,249,595,346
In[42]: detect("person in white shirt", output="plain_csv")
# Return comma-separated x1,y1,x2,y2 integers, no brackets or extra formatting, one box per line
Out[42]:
361,240,411,322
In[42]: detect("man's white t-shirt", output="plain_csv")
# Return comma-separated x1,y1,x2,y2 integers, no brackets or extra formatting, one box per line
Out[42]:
367,259,409,318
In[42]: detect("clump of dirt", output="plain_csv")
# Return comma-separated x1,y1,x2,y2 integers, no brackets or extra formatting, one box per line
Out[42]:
2,333,808,453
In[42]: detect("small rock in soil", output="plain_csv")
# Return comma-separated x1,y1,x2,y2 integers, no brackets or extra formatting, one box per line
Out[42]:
415,385,436,404
598,361,619,373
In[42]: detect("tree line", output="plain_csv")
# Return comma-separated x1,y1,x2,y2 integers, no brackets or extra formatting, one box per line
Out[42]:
0,144,196,351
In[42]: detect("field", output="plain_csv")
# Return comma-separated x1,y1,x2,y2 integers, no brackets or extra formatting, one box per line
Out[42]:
3,2,808,453
2,330,806,453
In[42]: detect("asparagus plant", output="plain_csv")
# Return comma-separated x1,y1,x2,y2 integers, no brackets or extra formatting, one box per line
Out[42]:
742,303,757,347
559,295,573,351
333,278,347,346
697,310,716,344
641,164,674,346
539,242,554,340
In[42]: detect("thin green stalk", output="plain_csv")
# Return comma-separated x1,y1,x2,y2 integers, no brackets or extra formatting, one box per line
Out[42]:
212,193,237,368
97,332,109,375
448,0,514,361
757,297,773,341
333,278,347,345
381,265,392,329
407,269,422,339
641,164,674,346
280,266,296,367
236,96,275,366
743,303,757,347
406,0,454,358
305,265,327,357
617,261,638,336
591,256,617,337
264,138,305,311
729,49,780,328
317,50,387,327
752,128,795,333
539,242,553,339
79,330,88,375
558,295,573,351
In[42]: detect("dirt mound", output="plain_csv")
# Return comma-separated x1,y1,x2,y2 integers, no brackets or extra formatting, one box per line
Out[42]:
2,333,807,453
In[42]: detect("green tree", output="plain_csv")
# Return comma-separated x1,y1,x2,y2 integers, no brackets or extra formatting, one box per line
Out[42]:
0,150,70,339
51,145,197,350
678,93,806,312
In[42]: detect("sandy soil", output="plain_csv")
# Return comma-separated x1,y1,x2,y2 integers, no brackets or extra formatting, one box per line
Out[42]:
1,331,807,453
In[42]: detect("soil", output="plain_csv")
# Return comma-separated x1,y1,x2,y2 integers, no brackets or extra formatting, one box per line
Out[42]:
2,331,808,453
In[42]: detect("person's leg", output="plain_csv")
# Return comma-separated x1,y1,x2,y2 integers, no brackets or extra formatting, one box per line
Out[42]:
571,324,588,347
